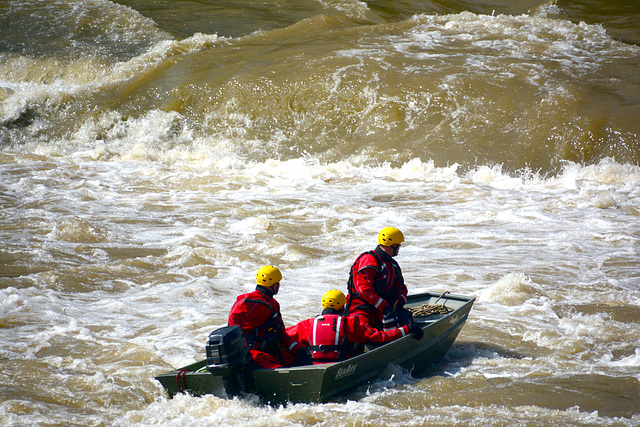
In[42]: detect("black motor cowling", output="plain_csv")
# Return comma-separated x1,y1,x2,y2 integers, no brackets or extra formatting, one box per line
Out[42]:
205,325,251,396
206,325,249,373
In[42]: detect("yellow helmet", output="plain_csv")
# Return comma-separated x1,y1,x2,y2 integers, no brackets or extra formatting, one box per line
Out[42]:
378,227,405,246
322,289,346,311
256,265,282,287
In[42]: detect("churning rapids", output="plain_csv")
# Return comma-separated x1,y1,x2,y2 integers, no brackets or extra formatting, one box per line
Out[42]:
1,0,639,425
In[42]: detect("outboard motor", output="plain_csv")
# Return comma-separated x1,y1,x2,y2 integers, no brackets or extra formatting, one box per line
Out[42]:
206,325,251,397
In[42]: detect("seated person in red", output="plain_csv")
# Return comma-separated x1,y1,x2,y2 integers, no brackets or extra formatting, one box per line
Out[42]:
286,290,423,364
228,265,308,369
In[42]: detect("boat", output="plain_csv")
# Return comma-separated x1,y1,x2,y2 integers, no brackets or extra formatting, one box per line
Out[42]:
155,291,475,405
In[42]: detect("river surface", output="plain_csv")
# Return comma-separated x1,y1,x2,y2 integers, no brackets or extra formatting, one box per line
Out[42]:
1,0,639,425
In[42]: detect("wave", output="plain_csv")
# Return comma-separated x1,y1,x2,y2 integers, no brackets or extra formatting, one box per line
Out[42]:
1,3,639,173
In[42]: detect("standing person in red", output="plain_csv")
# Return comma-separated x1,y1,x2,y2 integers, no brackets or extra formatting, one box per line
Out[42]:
286,290,423,364
228,265,307,369
345,227,411,330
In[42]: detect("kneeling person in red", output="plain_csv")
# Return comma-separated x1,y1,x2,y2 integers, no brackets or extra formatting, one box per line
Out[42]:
228,265,307,369
287,290,423,365
346,227,409,329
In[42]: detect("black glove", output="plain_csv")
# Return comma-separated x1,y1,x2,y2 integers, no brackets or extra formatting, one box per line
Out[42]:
410,323,424,340
397,307,413,327
382,309,399,331
291,349,312,366
383,303,395,316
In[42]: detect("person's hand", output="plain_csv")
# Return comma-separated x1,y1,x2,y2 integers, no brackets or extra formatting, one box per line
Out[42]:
398,307,414,326
410,323,424,340
292,349,312,366
383,303,395,315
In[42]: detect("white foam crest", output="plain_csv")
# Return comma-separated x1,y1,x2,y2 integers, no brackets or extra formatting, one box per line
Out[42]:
0,79,83,124
426,403,634,427
557,157,640,187
464,158,640,192
315,0,371,21
469,164,526,189
0,32,222,129
559,310,639,343
69,110,187,160
127,389,639,427
67,143,467,186
106,32,224,85
408,11,638,58
124,392,281,426
534,3,563,19
599,348,640,369
479,273,543,305
240,157,462,185
0,286,33,313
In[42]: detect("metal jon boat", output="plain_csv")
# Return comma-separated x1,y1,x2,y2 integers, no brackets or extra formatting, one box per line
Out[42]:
155,291,475,405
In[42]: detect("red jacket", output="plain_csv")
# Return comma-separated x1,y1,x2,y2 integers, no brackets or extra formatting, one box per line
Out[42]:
228,287,302,356
346,246,408,321
286,313,409,363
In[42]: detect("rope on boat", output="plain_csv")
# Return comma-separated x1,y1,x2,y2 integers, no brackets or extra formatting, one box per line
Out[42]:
407,291,454,317
176,368,191,394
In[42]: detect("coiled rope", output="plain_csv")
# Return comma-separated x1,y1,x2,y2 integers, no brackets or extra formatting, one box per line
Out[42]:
176,368,191,394
407,291,454,317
